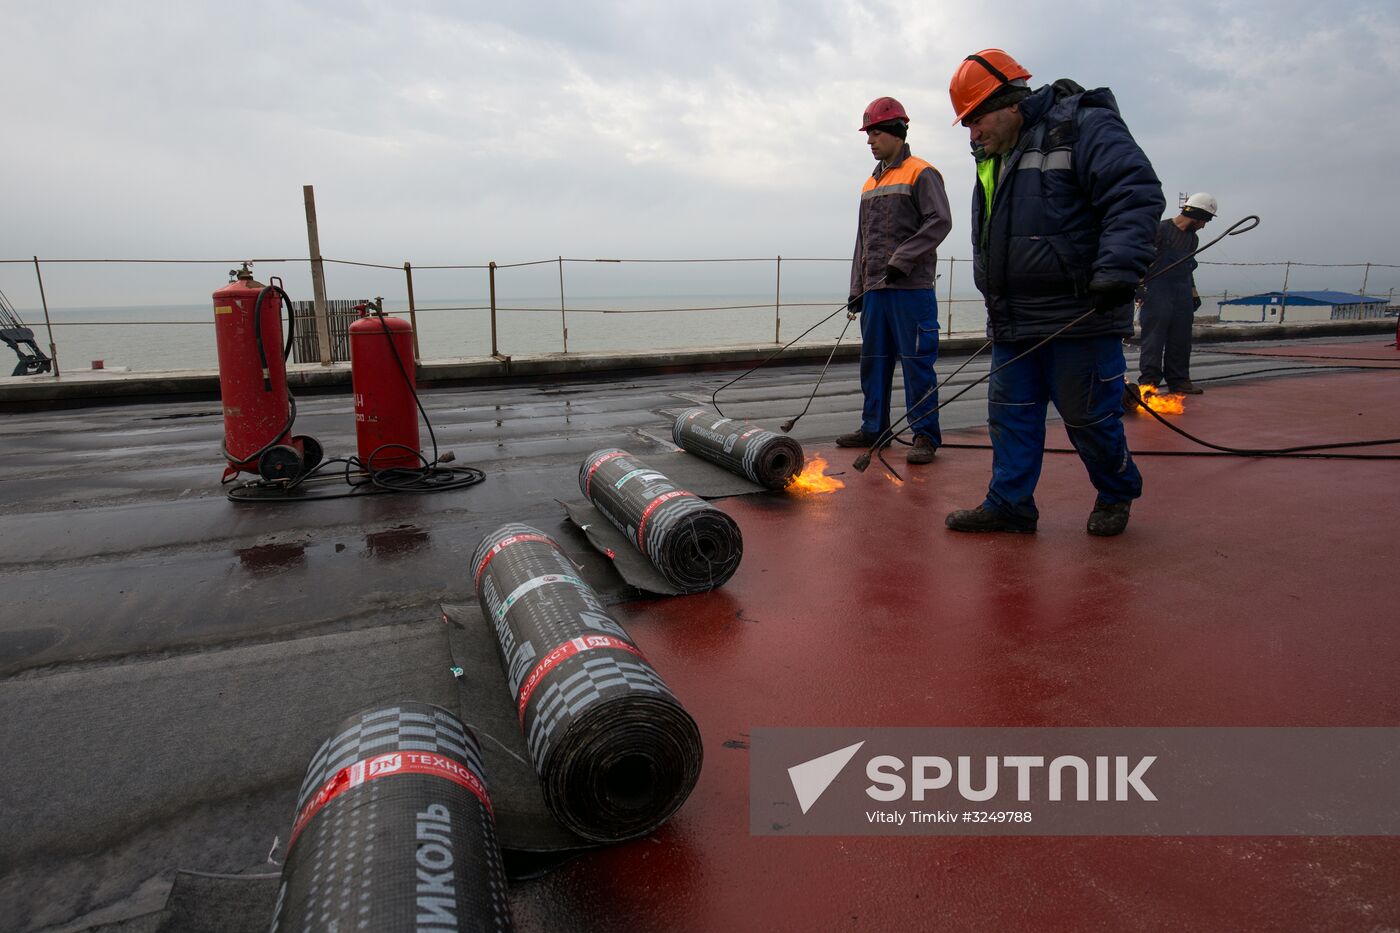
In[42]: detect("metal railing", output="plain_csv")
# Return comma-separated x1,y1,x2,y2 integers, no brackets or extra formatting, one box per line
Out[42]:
291,299,367,364
2,253,1397,375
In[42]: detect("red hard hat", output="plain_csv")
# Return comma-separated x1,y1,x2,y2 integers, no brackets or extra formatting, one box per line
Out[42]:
860,97,909,132
949,49,1031,124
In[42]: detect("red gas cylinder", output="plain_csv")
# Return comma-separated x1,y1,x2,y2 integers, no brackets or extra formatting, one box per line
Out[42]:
213,266,294,478
350,308,421,470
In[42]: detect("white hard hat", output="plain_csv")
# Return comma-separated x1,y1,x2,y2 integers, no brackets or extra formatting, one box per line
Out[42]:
1184,192,1218,217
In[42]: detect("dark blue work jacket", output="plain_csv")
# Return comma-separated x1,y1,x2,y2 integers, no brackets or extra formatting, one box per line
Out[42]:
971,82,1165,341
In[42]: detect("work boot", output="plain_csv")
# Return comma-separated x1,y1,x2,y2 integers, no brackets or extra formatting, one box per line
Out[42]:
1086,499,1131,537
1122,381,1143,412
835,429,889,449
945,506,1036,534
1168,380,1204,395
907,435,937,464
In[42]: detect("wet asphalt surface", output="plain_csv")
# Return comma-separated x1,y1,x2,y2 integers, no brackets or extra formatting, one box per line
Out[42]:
0,343,1338,929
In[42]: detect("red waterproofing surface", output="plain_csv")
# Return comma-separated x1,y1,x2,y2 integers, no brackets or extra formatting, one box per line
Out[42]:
512,366,1400,930
1215,337,1400,367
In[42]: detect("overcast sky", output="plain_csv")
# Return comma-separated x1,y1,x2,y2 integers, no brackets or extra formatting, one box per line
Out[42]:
3,0,1398,308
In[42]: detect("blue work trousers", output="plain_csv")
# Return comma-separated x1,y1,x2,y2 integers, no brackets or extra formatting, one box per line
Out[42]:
1138,280,1195,386
983,335,1142,523
858,288,941,443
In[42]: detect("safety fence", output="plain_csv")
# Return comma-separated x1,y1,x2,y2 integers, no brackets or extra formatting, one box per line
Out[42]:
290,299,364,364
2,253,1397,375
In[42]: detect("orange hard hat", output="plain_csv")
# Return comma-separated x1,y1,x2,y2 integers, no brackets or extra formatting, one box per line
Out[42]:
860,97,909,132
949,49,1031,124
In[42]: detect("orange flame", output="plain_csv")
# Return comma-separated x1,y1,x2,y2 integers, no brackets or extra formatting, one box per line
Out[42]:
786,456,845,495
1135,384,1185,415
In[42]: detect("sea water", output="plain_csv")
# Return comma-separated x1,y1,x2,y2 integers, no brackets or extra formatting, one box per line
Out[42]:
25,295,991,373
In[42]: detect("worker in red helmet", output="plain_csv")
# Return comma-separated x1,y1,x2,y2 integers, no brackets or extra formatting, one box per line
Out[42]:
1137,193,1218,394
944,51,1165,536
837,96,953,465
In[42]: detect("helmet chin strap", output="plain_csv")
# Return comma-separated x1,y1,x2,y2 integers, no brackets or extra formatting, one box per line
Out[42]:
964,52,1013,86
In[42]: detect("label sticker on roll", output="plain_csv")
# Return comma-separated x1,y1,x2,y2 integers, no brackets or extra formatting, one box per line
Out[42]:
636,489,695,548
473,531,555,585
289,750,493,848
584,450,628,496
516,634,647,723
495,573,589,622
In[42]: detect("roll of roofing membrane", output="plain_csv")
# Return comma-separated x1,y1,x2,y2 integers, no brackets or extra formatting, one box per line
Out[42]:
271,703,512,933
579,448,743,593
672,407,804,489
472,523,703,843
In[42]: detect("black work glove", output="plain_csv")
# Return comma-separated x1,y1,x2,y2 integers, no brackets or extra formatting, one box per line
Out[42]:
846,294,863,315
1089,282,1136,315
884,264,906,285
1192,295,1203,310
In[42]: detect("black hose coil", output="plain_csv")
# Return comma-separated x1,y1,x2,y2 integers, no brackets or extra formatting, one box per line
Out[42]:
579,448,743,593
472,523,703,843
271,702,512,932
672,407,804,489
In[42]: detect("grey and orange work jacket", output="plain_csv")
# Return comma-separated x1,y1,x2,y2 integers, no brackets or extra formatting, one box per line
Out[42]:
849,143,953,299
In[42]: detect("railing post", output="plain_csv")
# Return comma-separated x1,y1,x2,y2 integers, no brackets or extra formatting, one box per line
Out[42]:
558,256,568,353
303,185,333,365
489,261,500,358
1360,261,1371,297
1279,260,1291,323
774,255,782,344
32,255,59,377
403,261,421,362
945,256,955,333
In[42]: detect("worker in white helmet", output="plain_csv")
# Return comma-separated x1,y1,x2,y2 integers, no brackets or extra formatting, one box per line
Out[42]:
1137,192,1217,394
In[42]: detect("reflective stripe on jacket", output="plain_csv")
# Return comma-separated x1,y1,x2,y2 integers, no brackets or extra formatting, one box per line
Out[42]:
850,144,952,296
970,83,1164,341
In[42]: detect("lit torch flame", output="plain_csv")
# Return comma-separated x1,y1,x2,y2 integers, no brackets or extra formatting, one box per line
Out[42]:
1135,384,1185,415
786,456,845,495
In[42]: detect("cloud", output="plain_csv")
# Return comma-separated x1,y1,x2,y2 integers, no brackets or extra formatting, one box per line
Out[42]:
2,0,1397,309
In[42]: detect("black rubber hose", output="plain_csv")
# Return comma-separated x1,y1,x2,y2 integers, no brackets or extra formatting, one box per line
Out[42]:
711,276,889,417
253,284,295,391
222,284,299,472
221,394,297,472
856,216,1264,472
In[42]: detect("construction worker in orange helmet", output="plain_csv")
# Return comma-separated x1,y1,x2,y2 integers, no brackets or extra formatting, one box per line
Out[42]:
948,49,1033,126
944,50,1165,537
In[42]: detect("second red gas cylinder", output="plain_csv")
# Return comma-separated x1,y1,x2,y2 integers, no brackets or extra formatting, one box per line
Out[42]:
349,309,420,470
